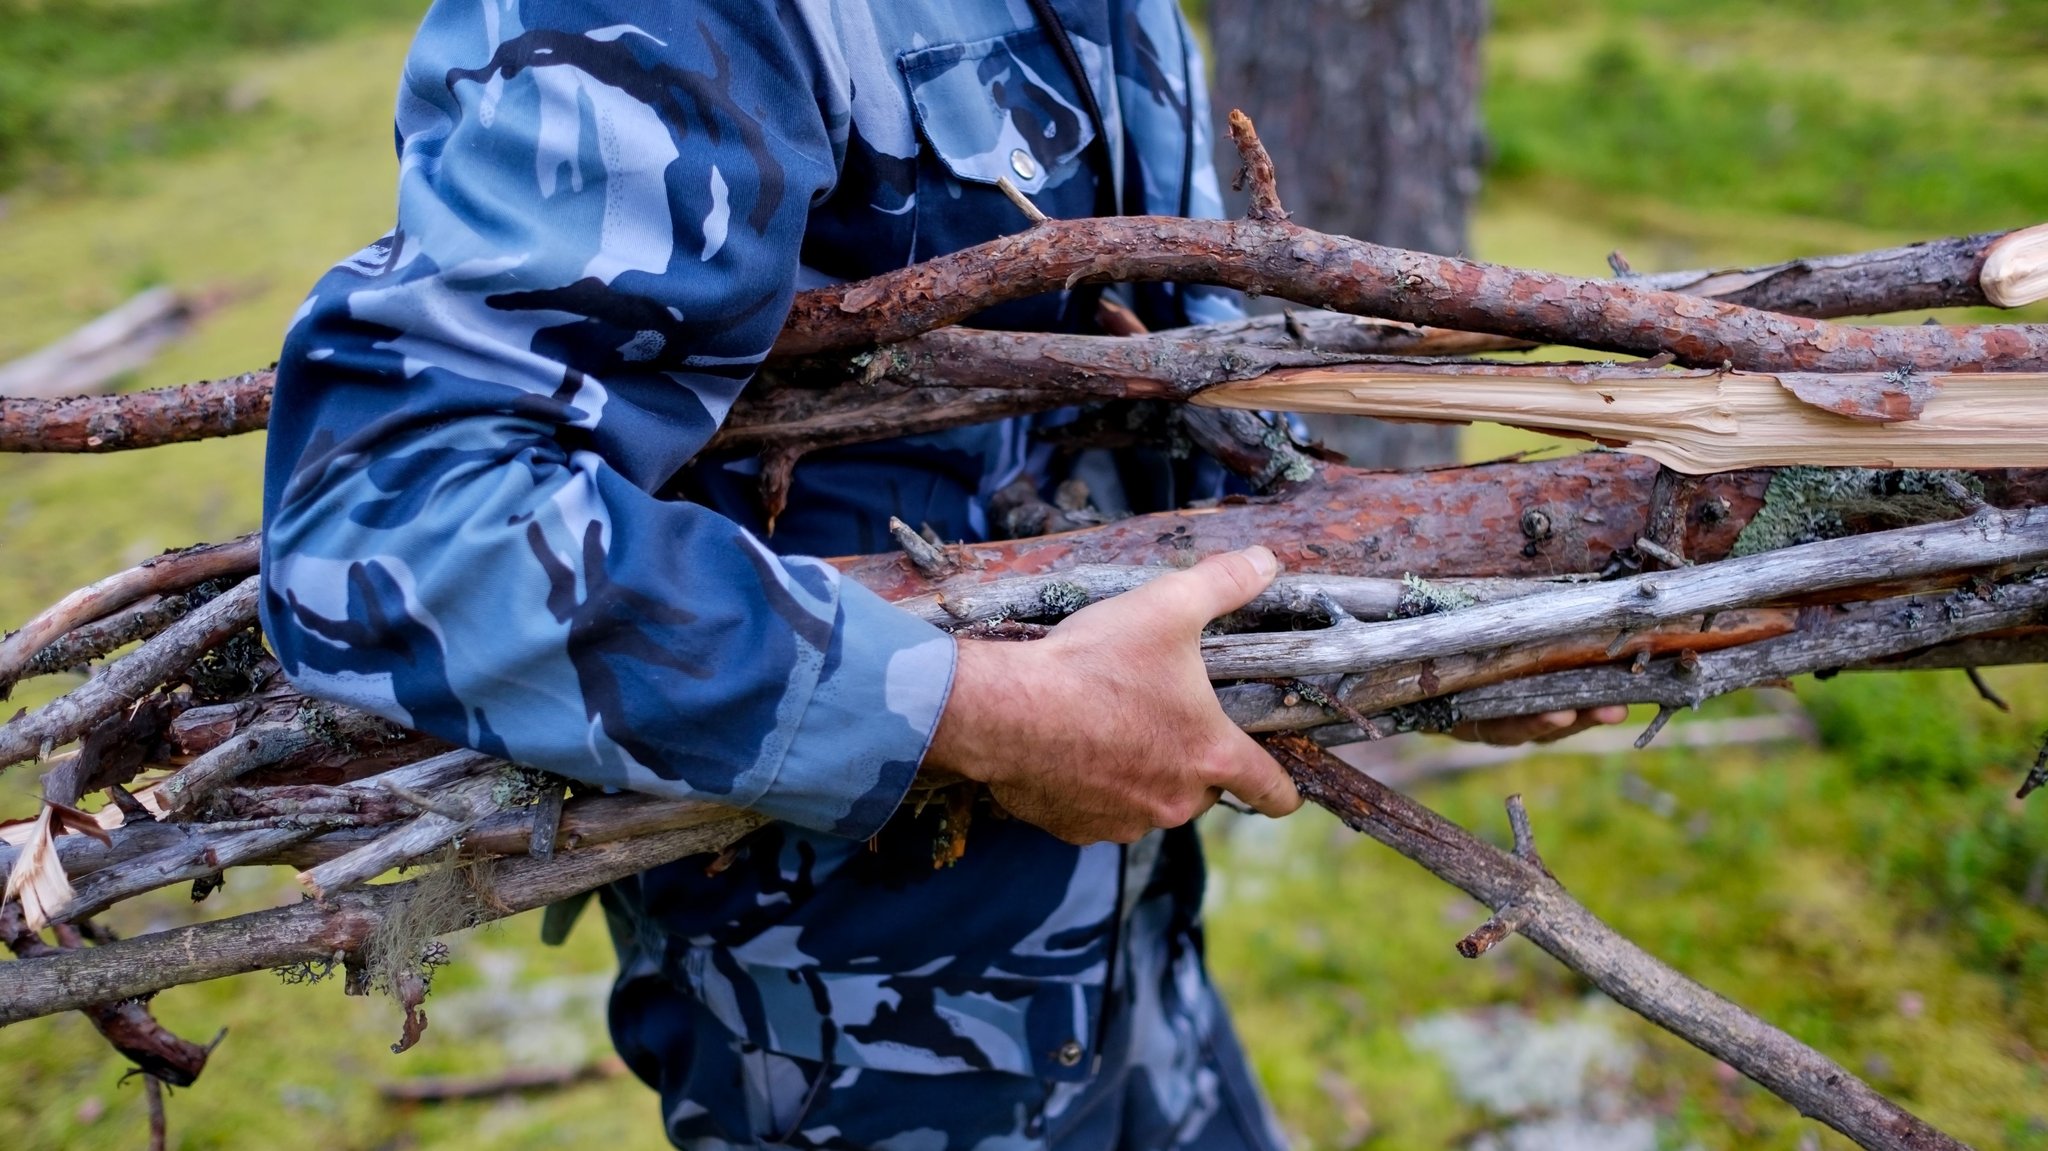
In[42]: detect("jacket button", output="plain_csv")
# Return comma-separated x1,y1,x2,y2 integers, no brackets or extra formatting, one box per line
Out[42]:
1055,1040,1084,1067
1009,148,1039,181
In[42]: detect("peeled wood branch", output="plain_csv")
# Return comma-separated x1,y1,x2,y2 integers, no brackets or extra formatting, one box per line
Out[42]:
1265,735,1968,1151
1196,363,2048,473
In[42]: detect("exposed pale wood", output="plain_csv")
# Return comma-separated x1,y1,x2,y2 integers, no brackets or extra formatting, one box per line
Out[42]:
1981,223,2048,308
1195,365,2048,473
295,771,506,900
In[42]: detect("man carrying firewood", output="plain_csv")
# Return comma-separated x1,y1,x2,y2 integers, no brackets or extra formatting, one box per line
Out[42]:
258,2,1618,1147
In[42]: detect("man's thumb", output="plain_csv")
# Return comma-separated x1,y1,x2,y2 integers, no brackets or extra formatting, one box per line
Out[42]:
1149,546,1280,625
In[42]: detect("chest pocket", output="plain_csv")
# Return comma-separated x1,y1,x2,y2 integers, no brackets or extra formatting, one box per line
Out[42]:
900,29,1099,198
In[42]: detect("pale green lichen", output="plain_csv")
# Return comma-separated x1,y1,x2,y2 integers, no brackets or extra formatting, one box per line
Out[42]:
1397,573,1478,618
1731,467,1984,557
1037,581,1091,617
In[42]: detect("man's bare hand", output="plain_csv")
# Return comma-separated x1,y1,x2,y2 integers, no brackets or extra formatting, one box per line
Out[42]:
925,547,1302,845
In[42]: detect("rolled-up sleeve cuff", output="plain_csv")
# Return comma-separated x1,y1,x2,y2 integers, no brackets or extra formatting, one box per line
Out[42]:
754,578,958,839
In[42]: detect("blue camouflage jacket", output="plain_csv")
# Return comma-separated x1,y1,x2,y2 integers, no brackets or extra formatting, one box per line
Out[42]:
262,0,1256,1140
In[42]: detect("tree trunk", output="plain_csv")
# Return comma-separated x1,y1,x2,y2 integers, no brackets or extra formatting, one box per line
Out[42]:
1208,0,1488,467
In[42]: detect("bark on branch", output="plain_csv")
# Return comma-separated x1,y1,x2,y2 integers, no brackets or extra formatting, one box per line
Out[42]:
1264,734,1969,1151
1624,223,2048,318
778,215,2048,373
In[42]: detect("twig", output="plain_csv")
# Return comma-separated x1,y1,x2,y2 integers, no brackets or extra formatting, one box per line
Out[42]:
992,176,1049,226
379,1057,627,1103
0,535,259,698
1634,705,1681,749
887,516,956,580
1634,537,1691,570
1226,108,1288,222
20,592,209,682
144,1074,167,1151
1965,666,2012,712
2019,735,2048,801
0,814,766,1027
1264,734,1970,1151
0,575,260,773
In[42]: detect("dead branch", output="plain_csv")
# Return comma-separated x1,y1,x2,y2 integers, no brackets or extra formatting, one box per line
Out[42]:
778,214,2048,372
1,901,215,1086
1283,582,2048,745
1264,734,1968,1151
0,534,259,698
1202,504,2048,679
0,814,763,1027
0,367,272,453
0,288,195,400
0,576,259,771
379,1057,627,1103
1626,223,2048,318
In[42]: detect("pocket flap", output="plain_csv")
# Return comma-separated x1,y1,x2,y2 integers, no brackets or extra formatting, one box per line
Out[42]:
900,30,1098,195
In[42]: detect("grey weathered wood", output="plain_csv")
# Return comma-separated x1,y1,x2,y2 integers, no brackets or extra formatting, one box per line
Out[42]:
0,815,763,1027
892,565,1559,627
0,576,259,771
61,825,317,925
0,535,259,700
1204,506,2048,679
1287,576,2048,745
295,761,508,899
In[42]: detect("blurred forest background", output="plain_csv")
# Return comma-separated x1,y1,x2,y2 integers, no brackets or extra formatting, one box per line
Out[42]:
4,1,2048,1148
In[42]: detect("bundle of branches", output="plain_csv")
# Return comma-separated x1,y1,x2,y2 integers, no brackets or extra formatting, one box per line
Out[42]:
6,113,2048,1151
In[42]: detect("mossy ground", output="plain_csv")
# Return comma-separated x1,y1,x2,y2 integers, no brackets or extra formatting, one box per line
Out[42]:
4,6,2048,1149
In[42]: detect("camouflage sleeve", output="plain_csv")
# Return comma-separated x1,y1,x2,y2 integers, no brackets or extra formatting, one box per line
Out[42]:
257,1,953,838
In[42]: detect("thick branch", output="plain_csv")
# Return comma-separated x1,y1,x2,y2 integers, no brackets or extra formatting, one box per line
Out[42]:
0,369,272,453
779,216,2048,373
1265,735,1967,1151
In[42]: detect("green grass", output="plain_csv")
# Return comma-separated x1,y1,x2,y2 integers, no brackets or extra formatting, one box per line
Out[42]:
5,3,2048,1149
0,0,427,189
1486,3,2048,236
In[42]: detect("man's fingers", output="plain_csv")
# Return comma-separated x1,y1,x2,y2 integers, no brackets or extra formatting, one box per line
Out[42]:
1202,733,1302,819
1121,546,1280,627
